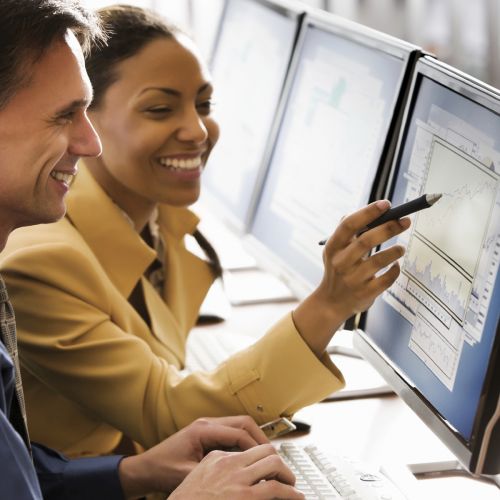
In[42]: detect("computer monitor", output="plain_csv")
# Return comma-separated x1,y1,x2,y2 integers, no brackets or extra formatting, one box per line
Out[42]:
248,10,421,297
152,0,191,30
355,56,500,477
199,0,304,232
190,0,227,64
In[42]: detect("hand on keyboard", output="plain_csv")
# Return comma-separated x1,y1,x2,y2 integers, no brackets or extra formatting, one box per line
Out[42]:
170,443,305,499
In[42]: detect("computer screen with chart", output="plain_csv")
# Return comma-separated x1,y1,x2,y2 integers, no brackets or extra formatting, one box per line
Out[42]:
248,10,420,296
355,56,500,476
200,0,304,231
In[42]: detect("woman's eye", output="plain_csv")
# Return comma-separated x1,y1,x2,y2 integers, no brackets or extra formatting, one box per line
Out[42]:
146,107,172,115
197,100,213,115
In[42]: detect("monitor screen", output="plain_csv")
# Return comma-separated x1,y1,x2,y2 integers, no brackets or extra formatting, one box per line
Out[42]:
152,0,191,30
190,0,226,63
249,12,419,294
356,57,500,476
200,0,303,231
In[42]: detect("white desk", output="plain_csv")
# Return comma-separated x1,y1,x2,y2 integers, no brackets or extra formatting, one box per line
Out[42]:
193,298,499,500
287,399,499,500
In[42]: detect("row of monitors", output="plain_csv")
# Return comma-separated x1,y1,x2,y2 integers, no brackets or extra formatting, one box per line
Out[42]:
200,0,500,479
202,0,419,292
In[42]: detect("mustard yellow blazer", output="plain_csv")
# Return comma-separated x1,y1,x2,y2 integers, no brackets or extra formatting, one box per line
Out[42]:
0,165,344,457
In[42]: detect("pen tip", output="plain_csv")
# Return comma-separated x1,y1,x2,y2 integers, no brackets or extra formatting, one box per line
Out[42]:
427,193,442,204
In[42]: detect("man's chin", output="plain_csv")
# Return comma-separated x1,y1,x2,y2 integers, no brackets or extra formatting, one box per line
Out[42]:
25,205,67,227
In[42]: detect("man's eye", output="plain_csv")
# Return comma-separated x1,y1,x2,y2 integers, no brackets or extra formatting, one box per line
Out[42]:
57,111,77,124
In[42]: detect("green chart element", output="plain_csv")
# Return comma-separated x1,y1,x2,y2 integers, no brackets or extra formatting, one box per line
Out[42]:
305,77,347,126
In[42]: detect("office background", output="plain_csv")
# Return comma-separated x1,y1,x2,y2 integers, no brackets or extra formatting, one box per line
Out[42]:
82,0,500,89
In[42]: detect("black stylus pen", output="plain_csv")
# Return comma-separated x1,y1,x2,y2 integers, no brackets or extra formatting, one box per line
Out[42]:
318,193,442,245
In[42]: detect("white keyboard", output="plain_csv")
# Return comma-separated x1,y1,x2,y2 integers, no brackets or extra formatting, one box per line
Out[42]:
185,328,257,372
278,443,417,500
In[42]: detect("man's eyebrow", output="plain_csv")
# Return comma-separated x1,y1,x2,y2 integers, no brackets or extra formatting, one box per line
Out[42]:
54,98,92,117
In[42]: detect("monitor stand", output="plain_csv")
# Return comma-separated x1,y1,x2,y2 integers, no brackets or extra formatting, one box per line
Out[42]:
324,330,394,401
407,460,500,488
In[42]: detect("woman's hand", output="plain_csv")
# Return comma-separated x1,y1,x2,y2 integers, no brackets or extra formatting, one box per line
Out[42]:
293,200,410,357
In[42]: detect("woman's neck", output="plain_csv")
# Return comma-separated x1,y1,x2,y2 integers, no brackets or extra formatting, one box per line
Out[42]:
84,157,156,232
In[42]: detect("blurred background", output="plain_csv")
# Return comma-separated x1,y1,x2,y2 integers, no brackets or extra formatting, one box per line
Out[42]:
81,0,500,89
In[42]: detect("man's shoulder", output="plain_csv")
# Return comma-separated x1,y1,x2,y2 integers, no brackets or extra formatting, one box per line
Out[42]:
0,217,95,275
2,218,85,256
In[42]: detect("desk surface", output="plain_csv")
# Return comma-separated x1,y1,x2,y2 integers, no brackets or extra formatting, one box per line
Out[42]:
194,295,499,500
286,399,499,500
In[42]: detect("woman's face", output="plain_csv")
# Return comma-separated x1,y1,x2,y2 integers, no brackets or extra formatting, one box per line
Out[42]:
88,35,219,221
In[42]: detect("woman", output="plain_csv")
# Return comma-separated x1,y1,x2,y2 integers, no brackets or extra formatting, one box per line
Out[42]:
0,5,408,457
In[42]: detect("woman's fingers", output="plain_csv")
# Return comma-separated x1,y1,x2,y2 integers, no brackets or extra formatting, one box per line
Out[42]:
329,217,410,273
345,245,406,285
356,261,402,303
324,200,392,252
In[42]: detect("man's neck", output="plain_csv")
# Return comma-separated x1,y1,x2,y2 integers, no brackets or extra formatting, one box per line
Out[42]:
0,222,13,252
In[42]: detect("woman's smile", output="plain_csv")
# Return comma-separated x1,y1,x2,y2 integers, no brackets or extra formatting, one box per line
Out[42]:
157,154,203,170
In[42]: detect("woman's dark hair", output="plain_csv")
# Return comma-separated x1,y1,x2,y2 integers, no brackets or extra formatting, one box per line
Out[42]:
86,4,185,110
0,0,104,109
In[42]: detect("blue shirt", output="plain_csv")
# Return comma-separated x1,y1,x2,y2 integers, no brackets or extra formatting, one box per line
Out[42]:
0,342,125,499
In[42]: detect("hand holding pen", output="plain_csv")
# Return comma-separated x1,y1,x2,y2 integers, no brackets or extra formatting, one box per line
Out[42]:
293,200,411,357
318,193,442,245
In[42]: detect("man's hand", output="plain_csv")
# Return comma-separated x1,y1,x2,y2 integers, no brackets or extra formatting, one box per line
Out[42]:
118,415,270,498
169,444,305,499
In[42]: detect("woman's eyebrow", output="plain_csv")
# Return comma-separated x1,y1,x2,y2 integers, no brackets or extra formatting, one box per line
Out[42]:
139,83,212,98
197,83,212,95
139,87,181,97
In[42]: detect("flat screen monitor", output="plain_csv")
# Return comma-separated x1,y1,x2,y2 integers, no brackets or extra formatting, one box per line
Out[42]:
200,0,304,232
249,11,420,296
152,0,191,30
190,0,227,63
355,56,500,477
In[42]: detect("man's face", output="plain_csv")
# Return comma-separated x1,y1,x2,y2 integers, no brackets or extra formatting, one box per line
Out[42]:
0,30,101,243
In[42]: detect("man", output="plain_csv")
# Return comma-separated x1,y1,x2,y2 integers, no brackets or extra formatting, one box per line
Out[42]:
0,1,303,498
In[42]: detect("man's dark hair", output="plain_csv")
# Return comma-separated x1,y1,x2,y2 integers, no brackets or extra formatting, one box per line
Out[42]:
0,0,105,109
86,4,183,110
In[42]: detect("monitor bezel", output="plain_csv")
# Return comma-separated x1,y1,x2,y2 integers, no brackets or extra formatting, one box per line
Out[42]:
200,0,306,235
354,55,500,476
243,9,422,299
